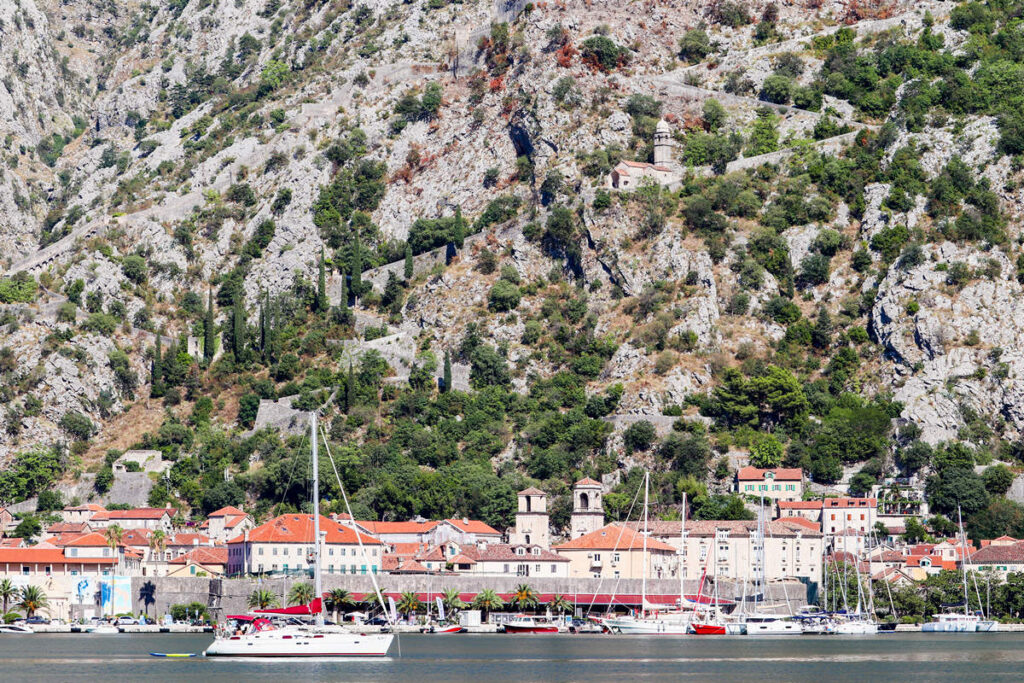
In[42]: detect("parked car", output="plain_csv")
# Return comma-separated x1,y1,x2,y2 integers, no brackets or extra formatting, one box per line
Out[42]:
25,616,50,625
116,617,138,625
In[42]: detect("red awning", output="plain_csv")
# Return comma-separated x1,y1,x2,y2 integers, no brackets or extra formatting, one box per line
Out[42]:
226,614,256,621
255,598,323,615
347,592,733,607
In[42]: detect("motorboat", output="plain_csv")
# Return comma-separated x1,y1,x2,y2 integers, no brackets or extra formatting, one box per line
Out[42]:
834,618,877,635
691,622,726,635
744,615,802,635
598,611,692,635
85,623,120,634
421,624,466,634
0,624,34,634
921,613,979,632
503,614,558,634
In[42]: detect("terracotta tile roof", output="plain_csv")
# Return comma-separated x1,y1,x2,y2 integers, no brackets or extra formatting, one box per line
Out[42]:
64,504,106,513
43,533,89,547
776,516,820,531
455,544,568,563
444,519,501,536
228,514,382,545
390,542,446,562
169,533,212,547
878,550,906,562
518,487,545,496
169,547,228,566
617,160,674,172
356,520,441,535
554,524,677,552
0,538,24,548
121,528,153,546
46,522,91,534
224,515,248,528
967,542,1024,565
65,532,116,547
736,467,803,481
778,501,823,510
823,497,877,508
908,544,936,556
91,507,176,521
575,478,602,487
0,548,116,564
208,506,245,518
382,555,430,572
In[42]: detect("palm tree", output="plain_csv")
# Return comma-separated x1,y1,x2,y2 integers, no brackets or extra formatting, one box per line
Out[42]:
397,591,422,619
18,585,48,618
247,588,279,610
511,583,538,612
548,594,573,618
325,589,355,623
288,581,315,606
148,530,167,560
442,587,466,618
471,589,505,623
104,524,124,559
0,579,16,616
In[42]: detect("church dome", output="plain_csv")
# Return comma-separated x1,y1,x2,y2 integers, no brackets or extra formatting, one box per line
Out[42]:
655,118,671,134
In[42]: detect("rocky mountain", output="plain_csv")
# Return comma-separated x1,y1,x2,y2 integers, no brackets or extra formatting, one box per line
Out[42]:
2,0,1024,534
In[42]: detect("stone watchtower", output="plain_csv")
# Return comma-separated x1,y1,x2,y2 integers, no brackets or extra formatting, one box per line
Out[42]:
653,118,675,167
570,478,604,539
510,487,549,548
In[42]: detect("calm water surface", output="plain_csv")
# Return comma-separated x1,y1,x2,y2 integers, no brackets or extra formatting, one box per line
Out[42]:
2,632,1024,681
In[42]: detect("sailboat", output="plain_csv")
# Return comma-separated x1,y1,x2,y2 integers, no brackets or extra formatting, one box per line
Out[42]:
832,510,877,635
598,478,693,635
205,413,395,657
922,506,996,633
742,498,801,636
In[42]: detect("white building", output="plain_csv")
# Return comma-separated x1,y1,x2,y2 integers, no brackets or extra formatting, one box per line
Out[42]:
88,507,177,533
509,488,549,548
606,119,682,190
448,543,569,578
570,478,604,540
200,506,254,543
227,514,383,576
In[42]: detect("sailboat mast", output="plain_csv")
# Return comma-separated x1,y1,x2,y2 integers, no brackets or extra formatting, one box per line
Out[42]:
679,492,686,609
641,472,649,616
957,505,968,617
311,413,324,627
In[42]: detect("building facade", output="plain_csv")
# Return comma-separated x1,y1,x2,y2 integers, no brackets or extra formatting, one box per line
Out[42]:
570,479,604,540
736,467,804,503
510,488,550,548
554,524,677,580
448,543,570,578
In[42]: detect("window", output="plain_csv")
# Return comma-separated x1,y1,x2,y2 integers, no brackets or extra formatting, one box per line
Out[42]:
259,547,264,555
350,564,356,574
361,565,367,574
593,553,601,561
613,553,620,563
45,566,52,576
328,565,334,573
860,514,865,520
341,548,347,556
21,566,29,576
68,548,77,557
535,564,541,573
102,548,110,557
283,564,289,571
517,547,525,556
329,548,334,556
70,570,79,576
830,514,836,521
551,564,557,573
273,547,278,556
190,566,196,575
504,564,510,574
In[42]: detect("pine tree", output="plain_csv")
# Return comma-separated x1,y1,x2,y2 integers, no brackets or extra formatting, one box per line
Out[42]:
350,235,363,301
345,363,355,412
403,242,414,280
453,205,465,249
317,247,328,313
232,297,245,359
442,350,452,394
203,287,215,363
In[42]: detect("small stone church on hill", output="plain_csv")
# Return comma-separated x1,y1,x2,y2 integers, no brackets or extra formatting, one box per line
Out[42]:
606,118,682,190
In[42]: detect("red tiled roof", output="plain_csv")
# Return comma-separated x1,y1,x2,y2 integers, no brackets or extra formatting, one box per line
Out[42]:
208,506,245,518
169,533,212,547
121,528,153,546
626,519,822,539
518,487,545,496
554,524,677,552
444,519,501,536
823,498,877,508
0,538,24,548
778,501,822,510
0,548,116,564
382,555,430,573
64,504,106,513
575,478,602,487
967,542,1024,565
228,514,382,545
169,547,228,566
356,520,441,535
736,467,803,481
91,507,176,521
65,532,116,547
46,522,91,534
777,516,820,531
455,544,568,563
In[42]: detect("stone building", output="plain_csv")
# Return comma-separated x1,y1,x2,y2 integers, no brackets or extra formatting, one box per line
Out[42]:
509,488,550,548
606,119,682,190
570,478,604,540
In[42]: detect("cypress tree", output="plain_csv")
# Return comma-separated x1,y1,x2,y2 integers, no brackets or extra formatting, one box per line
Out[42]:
259,293,267,362
317,247,328,313
442,350,452,394
232,297,245,359
453,205,465,249
339,271,348,309
403,242,414,280
345,363,355,412
152,330,163,384
350,235,363,300
203,287,215,363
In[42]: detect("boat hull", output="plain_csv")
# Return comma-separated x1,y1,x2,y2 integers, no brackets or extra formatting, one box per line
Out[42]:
205,630,394,657
746,621,802,636
600,616,691,635
692,623,726,635
834,621,877,635
504,624,558,634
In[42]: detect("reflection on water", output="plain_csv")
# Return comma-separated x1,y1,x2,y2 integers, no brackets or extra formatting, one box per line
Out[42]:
1,632,1022,681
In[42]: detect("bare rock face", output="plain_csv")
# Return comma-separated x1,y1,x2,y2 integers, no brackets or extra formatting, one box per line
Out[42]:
872,243,1024,443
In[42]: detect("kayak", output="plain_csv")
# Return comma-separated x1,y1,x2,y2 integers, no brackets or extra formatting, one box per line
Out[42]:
149,652,198,658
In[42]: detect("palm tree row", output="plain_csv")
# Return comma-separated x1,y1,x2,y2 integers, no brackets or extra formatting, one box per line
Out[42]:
0,581,50,619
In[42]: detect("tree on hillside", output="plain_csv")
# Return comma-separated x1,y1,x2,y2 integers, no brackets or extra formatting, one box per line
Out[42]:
203,287,215,363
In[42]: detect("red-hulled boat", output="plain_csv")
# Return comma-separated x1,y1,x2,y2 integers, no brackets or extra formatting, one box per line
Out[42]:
503,615,559,634
691,623,726,635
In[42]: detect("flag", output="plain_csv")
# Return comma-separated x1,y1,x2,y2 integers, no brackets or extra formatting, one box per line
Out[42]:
436,596,445,621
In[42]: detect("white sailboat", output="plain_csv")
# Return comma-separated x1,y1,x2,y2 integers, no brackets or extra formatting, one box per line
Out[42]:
743,498,801,636
205,413,395,657
922,506,995,633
